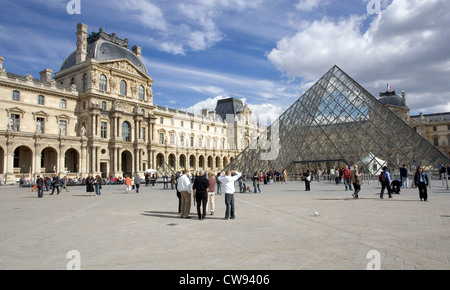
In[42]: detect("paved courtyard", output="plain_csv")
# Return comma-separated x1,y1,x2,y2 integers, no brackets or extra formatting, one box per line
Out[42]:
1,179,450,270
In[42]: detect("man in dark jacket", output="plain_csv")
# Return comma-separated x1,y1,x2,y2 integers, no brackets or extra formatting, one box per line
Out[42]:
193,170,210,220
36,175,44,198
50,174,61,195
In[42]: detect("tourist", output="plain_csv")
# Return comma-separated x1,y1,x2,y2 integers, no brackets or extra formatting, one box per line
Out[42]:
193,170,209,220
177,170,192,219
218,170,241,220
94,175,102,195
343,165,353,191
253,171,261,193
207,172,216,215
303,170,311,191
414,166,429,202
50,174,61,195
124,175,132,194
379,166,392,199
134,173,141,193
215,172,222,195
61,176,70,192
350,165,362,199
85,174,95,196
36,175,44,198
400,164,409,188
175,171,182,215
282,169,287,184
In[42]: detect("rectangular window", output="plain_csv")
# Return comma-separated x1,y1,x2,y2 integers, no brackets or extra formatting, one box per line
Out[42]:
36,117,45,134
38,95,45,105
181,121,184,128
12,90,20,101
160,133,164,144
59,120,67,136
101,122,107,138
171,119,174,126
142,127,146,140
60,99,67,109
180,135,184,146
10,114,20,131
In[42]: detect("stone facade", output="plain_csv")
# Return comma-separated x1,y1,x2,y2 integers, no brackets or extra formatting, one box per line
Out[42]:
379,91,450,159
0,23,259,183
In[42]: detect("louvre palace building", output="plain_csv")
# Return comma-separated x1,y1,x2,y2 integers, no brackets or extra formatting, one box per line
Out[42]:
0,23,259,183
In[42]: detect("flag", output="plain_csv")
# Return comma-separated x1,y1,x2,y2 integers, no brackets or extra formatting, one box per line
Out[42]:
387,83,392,91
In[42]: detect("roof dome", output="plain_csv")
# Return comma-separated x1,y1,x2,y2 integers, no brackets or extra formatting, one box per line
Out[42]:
378,91,406,107
60,28,148,75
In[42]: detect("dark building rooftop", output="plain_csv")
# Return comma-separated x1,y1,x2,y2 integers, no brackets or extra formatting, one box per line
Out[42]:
215,98,244,121
60,28,148,75
378,91,406,107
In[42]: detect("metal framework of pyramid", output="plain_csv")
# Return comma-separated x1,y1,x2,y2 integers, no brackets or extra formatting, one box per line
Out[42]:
226,65,450,175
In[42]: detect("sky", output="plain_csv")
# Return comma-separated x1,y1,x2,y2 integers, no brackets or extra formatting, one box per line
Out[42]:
0,0,449,121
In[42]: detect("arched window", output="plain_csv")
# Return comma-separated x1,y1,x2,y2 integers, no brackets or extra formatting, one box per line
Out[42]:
120,80,127,96
122,121,131,142
139,85,145,100
83,73,88,91
99,74,107,91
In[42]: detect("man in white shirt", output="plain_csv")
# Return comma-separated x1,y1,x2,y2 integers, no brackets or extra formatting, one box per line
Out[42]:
218,170,241,219
177,170,193,218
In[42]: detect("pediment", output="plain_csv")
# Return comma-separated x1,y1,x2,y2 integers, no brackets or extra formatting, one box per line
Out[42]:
98,59,152,81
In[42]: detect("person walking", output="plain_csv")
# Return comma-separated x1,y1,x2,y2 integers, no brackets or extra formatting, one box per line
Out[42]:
207,172,216,215
379,166,392,199
177,170,193,218
85,174,95,196
193,170,209,220
36,175,44,198
350,165,362,199
61,176,70,192
218,170,241,220
124,175,132,194
414,166,429,201
343,165,353,191
134,173,141,193
253,171,261,193
50,174,61,195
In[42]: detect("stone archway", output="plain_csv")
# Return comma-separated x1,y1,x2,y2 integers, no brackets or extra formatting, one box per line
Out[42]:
41,147,58,173
13,146,33,174
65,148,79,174
121,150,133,177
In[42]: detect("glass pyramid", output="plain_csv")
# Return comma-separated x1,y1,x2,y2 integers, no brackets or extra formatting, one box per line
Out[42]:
226,65,450,176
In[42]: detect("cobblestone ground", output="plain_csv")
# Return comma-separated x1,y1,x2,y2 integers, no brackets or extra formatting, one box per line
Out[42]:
1,179,449,270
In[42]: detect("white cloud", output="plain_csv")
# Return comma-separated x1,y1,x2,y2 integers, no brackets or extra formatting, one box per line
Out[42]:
295,0,321,12
267,0,450,114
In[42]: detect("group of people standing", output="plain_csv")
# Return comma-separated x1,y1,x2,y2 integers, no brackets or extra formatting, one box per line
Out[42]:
176,170,241,220
300,164,432,202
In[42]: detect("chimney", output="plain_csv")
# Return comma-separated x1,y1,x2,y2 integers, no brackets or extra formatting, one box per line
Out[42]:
39,68,53,82
401,91,406,105
0,56,4,69
76,23,88,65
132,45,142,58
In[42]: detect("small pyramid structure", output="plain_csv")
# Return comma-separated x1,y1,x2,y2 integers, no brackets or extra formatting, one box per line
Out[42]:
225,65,450,174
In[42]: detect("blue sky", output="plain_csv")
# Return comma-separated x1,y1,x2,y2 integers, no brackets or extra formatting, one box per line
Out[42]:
1,0,449,118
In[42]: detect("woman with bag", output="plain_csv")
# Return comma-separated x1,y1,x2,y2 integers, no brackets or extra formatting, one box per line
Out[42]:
350,165,363,199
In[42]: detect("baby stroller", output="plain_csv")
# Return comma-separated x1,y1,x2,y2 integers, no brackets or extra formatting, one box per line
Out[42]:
391,179,401,194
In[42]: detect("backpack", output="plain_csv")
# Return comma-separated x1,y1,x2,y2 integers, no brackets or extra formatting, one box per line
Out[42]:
378,171,386,183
